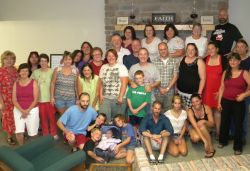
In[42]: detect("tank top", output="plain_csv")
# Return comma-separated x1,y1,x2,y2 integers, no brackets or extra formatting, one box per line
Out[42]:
191,105,208,122
16,80,34,110
177,57,200,94
223,71,247,100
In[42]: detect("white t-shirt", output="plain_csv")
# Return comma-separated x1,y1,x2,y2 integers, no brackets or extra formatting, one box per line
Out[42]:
185,36,208,58
163,36,184,56
164,109,187,134
141,37,161,61
99,63,128,99
117,47,131,64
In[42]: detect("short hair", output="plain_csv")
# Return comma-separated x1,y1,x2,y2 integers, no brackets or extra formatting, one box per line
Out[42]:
97,113,107,122
158,42,168,48
80,63,94,80
111,33,122,39
163,24,179,39
134,70,144,77
144,24,156,37
122,26,137,40
91,128,101,134
62,51,73,64
79,92,90,99
190,93,202,101
1,50,16,67
152,100,162,108
132,38,141,44
39,53,49,62
186,43,199,57
91,47,103,57
139,47,149,56
18,63,29,73
236,39,249,54
114,114,127,123
105,49,118,60
192,23,202,30
208,41,219,49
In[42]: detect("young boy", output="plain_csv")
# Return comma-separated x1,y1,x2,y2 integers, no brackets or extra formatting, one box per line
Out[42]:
127,70,151,140
86,113,106,137
83,128,104,169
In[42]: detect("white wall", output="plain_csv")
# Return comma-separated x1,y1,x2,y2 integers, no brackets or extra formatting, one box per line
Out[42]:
229,0,250,45
0,0,105,65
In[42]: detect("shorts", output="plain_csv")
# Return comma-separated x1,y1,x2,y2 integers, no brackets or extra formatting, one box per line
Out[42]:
129,115,143,126
64,134,90,147
55,98,75,109
150,138,161,150
14,107,39,136
126,141,137,150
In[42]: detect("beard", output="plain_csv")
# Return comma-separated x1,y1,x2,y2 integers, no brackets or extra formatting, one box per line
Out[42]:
219,18,228,24
80,104,88,110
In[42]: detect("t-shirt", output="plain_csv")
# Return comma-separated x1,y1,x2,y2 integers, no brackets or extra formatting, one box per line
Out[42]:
117,47,131,64
59,105,97,135
126,86,151,117
141,37,161,61
185,36,208,58
99,63,128,99
121,123,136,146
163,36,184,59
210,22,242,57
123,54,139,70
31,68,53,102
240,56,250,71
164,110,187,134
83,139,96,169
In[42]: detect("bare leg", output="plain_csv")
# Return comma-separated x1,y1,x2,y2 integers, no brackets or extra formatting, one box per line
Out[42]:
126,150,135,164
167,139,179,157
159,137,168,155
189,128,201,143
199,125,214,153
16,133,24,145
178,137,188,156
213,109,221,139
143,136,153,155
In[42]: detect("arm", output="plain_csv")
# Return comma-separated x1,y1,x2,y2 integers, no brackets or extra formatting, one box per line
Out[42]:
92,79,100,108
75,73,79,100
99,78,104,105
0,93,5,111
50,68,58,104
87,151,104,162
25,80,39,114
77,76,83,96
117,77,128,104
217,72,226,111
204,105,215,128
12,82,25,115
87,122,96,132
170,49,185,58
57,120,69,134
236,70,250,101
179,120,187,139
197,58,206,94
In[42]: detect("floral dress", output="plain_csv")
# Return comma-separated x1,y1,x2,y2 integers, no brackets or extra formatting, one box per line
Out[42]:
0,66,18,135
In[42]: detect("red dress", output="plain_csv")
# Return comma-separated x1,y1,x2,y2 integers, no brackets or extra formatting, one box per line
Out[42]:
0,66,18,135
203,56,223,108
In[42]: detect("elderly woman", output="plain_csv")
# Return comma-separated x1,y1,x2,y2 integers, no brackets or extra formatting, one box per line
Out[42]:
89,47,106,76
12,63,39,145
0,51,18,145
99,49,128,122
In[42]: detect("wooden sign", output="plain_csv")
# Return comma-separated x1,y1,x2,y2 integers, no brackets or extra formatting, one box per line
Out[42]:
152,13,176,24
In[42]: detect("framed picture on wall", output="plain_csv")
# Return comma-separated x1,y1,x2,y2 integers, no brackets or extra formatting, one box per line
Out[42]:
50,54,63,69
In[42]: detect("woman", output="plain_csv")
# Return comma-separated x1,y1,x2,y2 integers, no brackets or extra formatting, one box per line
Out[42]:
122,26,137,53
27,51,40,76
0,51,18,145
31,54,58,139
89,47,106,76
78,63,99,111
99,49,128,122
50,51,79,115
188,93,215,158
71,50,83,69
203,42,227,139
185,23,208,58
218,53,250,155
78,41,93,70
12,63,39,145
163,24,185,60
141,24,161,61
165,95,188,157
177,43,206,108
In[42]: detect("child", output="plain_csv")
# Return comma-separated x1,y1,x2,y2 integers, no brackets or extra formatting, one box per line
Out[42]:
127,70,151,141
114,114,137,164
86,113,106,137
95,129,121,162
83,128,104,169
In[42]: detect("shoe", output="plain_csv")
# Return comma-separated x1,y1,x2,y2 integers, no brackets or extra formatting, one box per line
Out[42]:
217,144,224,148
53,135,59,140
7,137,16,145
205,150,216,158
71,147,78,153
149,158,157,164
157,158,164,164
234,150,242,155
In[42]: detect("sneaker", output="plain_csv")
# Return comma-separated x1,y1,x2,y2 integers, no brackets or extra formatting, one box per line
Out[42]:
53,135,59,140
149,158,157,164
157,158,164,164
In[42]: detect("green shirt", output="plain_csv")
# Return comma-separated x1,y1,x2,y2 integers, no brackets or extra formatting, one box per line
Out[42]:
126,86,151,117
31,68,53,102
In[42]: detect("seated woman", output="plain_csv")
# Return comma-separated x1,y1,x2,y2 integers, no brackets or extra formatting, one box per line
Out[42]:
165,95,188,157
188,93,215,158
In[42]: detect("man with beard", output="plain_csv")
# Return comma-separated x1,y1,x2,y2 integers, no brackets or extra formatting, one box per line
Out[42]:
57,92,97,151
210,9,243,58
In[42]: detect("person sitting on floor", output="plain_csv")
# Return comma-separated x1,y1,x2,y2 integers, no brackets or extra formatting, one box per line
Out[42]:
139,101,173,163
86,113,107,137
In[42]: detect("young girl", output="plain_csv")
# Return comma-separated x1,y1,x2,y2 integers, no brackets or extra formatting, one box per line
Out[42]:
165,95,188,156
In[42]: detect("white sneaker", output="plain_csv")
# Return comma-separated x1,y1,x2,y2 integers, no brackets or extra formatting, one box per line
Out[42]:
53,135,59,140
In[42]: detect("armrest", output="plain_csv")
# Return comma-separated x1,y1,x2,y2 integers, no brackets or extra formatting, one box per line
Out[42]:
0,146,35,171
43,151,86,171
15,136,55,160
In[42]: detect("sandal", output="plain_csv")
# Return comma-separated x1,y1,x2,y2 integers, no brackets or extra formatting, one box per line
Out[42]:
7,137,16,145
205,150,216,158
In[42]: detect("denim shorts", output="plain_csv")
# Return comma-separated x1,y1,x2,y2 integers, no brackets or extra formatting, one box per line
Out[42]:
126,141,137,150
55,98,75,109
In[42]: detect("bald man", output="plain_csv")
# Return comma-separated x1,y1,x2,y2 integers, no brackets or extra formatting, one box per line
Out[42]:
210,9,242,58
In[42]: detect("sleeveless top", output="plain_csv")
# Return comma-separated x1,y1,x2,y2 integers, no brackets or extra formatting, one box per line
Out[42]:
191,105,208,122
223,71,247,100
16,80,34,110
55,66,77,100
177,57,200,94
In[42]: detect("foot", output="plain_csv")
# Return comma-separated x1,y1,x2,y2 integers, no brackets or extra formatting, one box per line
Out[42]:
217,144,224,148
234,150,242,155
157,154,164,163
7,137,16,145
149,154,156,164
53,135,59,140
205,150,216,158
71,147,78,153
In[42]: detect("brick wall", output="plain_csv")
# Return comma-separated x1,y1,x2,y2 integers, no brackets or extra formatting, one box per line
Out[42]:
105,0,228,49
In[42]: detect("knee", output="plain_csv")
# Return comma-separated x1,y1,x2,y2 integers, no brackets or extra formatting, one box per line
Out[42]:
171,150,179,157
78,144,84,150
126,157,134,164
179,148,188,156
191,135,200,143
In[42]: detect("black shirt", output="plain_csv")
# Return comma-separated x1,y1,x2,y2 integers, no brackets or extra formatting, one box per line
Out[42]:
83,139,96,169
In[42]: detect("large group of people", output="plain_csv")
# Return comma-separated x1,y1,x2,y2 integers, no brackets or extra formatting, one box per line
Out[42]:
0,8,249,168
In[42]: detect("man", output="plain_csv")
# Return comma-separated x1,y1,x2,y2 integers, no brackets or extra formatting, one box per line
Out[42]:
111,33,130,64
152,42,179,112
210,9,243,58
139,101,173,163
57,92,97,151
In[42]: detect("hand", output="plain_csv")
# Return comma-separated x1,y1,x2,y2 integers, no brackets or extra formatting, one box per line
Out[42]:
217,103,222,112
114,145,120,154
174,137,181,145
0,102,6,112
236,93,245,102
159,87,166,95
117,96,123,105
145,85,152,92
96,157,105,162
130,82,138,89
66,131,75,142
131,108,139,115
50,97,55,105
99,95,104,105
75,99,80,105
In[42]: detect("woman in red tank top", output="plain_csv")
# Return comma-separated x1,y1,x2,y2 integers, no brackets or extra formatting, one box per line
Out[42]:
12,63,39,145
217,53,250,155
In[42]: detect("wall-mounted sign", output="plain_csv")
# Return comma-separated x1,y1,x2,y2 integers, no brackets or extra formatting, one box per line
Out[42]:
117,17,129,25
152,13,175,24
201,16,214,24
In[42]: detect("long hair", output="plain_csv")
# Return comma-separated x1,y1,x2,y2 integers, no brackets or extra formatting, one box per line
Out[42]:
225,52,241,80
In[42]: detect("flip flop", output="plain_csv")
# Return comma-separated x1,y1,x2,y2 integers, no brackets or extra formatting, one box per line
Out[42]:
205,150,216,158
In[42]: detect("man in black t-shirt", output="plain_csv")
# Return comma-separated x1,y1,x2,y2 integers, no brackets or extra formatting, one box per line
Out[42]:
211,9,243,58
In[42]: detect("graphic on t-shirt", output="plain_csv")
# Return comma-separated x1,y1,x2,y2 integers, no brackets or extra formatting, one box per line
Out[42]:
213,29,225,41
103,68,120,97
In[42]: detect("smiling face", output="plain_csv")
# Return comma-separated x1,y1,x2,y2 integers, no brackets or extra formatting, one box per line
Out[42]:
74,52,82,63
114,117,124,128
192,25,202,38
158,43,169,58
191,96,202,110
138,49,149,64
107,51,117,66
131,40,141,53
39,58,49,69
186,44,197,58
79,94,90,110
152,103,161,117
145,26,154,38
92,50,102,62
82,43,91,55
3,56,15,67
236,42,248,57
173,98,182,111
111,35,122,49
228,57,241,69
165,27,175,39
63,56,73,66
19,68,29,79
95,115,106,126
82,65,92,79
207,44,218,57
29,54,39,65
91,129,102,142
124,28,132,40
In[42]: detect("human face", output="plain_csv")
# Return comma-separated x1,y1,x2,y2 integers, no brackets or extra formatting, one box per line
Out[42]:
134,74,144,86
92,50,102,62
138,49,149,64
111,35,122,49
91,130,102,142
106,130,113,138
30,54,39,65
229,57,240,69
131,40,141,53
173,98,182,111
79,95,90,110
3,56,15,67
39,58,49,69
124,29,132,40
82,44,91,55
96,115,106,126
152,103,161,117
166,28,175,39
186,44,197,58
107,51,117,66
158,43,169,58
82,66,92,79
115,117,124,128
191,97,202,110
207,44,218,57
74,52,82,63
19,68,29,79
145,26,154,38
192,26,202,38
218,9,228,24
236,42,248,57
63,56,72,66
